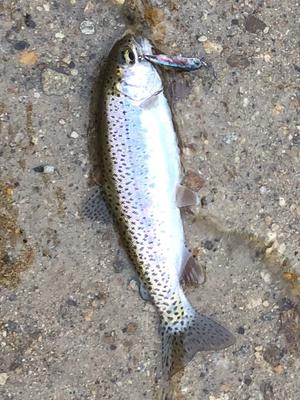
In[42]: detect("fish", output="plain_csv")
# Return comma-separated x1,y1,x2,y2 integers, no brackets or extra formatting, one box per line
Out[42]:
99,34,235,382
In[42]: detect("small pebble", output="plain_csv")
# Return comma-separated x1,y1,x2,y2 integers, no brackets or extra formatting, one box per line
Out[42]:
43,165,56,174
279,197,286,207
122,322,138,334
24,13,36,29
223,132,238,144
260,271,271,284
33,165,56,174
0,373,8,386
265,231,277,244
265,241,279,256
84,308,94,321
243,376,252,386
259,186,267,194
42,69,70,96
198,35,208,42
238,344,251,355
62,54,72,64
292,132,300,145
243,98,249,107
255,350,263,361
18,50,38,65
271,224,279,232
103,331,115,345
80,20,95,35
264,54,271,63
70,131,79,139
273,103,285,114
55,32,65,40
203,240,215,251
260,312,275,322
30,136,38,145
14,41,30,51
245,15,267,33
263,344,285,367
272,364,284,374
128,279,139,292
265,215,272,225
84,1,95,13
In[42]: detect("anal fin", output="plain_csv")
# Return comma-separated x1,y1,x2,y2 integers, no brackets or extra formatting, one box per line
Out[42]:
181,255,206,286
180,247,206,286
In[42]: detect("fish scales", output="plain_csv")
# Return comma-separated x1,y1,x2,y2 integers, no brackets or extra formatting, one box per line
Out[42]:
99,35,235,383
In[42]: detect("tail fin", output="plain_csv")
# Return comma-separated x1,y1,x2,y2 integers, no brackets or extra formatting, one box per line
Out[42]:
161,311,235,379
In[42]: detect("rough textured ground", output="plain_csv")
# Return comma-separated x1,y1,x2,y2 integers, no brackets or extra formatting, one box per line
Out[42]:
0,1,299,399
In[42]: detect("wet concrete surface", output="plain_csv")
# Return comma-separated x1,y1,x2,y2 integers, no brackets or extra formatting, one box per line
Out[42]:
0,1,299,399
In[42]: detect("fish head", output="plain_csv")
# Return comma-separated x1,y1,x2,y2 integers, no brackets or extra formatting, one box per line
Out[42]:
106,34,163,104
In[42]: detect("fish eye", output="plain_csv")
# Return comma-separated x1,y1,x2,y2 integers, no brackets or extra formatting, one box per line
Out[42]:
121,48,135,65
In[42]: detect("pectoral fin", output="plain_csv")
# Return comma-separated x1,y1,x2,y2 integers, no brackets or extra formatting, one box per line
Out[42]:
176,185,199,208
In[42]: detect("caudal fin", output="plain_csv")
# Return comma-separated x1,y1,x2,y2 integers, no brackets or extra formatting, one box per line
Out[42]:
161,311,235,378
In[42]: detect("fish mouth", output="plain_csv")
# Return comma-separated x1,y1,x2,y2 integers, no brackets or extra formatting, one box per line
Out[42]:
131,36,154,59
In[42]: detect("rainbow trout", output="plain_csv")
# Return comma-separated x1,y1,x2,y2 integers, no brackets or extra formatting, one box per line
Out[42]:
99,34,235,379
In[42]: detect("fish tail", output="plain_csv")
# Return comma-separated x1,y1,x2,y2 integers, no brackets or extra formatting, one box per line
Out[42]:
160,306,235,379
